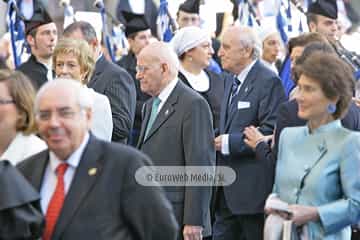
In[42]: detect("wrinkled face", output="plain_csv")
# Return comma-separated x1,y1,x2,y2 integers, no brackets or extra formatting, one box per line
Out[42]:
218,30,251,74
262,33,281,63
36,86,91,160
309,15,338,39
0,82,17,136
55,53,86,82
177,11,200,28
28,23,57,59
129,29,152,55
136,54,164,97
296,74,334,121
186,40,214,68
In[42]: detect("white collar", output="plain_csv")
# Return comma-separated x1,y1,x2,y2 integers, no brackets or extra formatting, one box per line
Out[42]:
49,132,90,171
158,77,179,105
236,60,257,83
179,65,209,92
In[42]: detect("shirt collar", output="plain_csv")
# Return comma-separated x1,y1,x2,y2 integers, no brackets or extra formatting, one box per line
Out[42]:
236,60,257,83
158,77,178,104
49,132,90,171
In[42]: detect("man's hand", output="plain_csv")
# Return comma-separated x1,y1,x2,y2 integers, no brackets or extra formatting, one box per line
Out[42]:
214,135,223,151
183,225,203,240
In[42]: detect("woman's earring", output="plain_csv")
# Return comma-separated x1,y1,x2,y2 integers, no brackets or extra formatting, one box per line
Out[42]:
327,103,336,114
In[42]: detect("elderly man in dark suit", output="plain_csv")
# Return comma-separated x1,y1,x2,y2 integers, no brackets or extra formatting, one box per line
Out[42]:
63,21,136,143
213,26,286,240
137,42,215,240
17,78,178,240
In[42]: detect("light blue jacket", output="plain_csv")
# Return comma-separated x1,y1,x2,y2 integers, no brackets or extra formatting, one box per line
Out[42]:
274,120,360,239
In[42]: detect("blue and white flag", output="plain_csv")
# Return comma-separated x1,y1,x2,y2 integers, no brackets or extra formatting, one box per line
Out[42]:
6,0,26,68
156,0,173,42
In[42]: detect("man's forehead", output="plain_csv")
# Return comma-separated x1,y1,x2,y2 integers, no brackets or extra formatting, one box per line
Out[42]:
178,11,199,19
66,29,84,40
37,22,57,32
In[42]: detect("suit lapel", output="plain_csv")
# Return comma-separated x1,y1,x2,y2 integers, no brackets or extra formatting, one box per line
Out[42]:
143,81,181,142
52,136,104,239
28,151,49,191
137,100,152,148
87,56,106,87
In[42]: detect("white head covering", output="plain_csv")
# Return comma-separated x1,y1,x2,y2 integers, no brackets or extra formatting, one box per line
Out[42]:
170,26,211,56
258,26,280,43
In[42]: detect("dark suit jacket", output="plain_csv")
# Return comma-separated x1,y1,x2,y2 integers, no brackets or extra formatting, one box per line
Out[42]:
17,55,52,90
116,0,158,37
218,60,286,214
137,80,215,236
88,55,136,143
256,99,360,167
17,135,178,240
117,52,151,131
178,69,224,133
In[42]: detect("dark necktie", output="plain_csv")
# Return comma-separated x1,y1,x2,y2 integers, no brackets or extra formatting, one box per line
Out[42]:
229,76,241,105
43,163,68,240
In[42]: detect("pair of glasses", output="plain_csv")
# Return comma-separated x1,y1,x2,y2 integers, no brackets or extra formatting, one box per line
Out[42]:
36,107,83,121
0,99,15,105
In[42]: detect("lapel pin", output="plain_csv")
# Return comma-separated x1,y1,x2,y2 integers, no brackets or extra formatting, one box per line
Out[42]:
165,109,169,115
88,168,97,176
245,87,249,92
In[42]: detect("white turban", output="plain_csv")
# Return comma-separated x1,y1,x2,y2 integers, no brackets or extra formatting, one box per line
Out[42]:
170,26,211,56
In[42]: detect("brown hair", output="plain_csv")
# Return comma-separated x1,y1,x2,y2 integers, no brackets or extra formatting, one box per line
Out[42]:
53,38,95,84
0,70,37,134
294,52,354,119
288,32,328,55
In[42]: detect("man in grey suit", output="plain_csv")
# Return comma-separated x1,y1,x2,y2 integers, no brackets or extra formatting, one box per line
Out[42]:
17,79,178,240
136,42,215,240
63,21,136,143
213,26,286,240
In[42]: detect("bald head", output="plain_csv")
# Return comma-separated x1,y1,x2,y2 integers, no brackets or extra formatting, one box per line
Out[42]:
136,42,180,96
219,26,261,74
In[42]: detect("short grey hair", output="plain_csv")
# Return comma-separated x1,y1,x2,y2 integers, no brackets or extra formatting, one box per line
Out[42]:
34,78,93,113
63,21,97,44
238,26,262,59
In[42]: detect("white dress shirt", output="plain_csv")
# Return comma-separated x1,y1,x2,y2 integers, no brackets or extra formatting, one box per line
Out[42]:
0,133,47,165
221,60,257,155
40,133,90,213
157,78,179,113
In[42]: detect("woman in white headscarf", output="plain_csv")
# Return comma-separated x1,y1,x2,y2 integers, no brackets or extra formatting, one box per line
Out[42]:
171,26,224,131
259,26,282,74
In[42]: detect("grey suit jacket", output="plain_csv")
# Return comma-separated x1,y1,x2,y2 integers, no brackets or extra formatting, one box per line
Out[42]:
88,55,136,143
17,135,178,240
137,80,215,236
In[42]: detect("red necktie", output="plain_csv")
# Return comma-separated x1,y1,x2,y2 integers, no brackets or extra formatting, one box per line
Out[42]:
43,163,68,240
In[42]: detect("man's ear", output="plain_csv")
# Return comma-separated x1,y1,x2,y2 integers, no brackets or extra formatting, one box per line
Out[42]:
309,22,317,32
26,35,35,47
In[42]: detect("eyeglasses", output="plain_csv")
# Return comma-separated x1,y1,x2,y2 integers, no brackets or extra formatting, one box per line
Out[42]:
36,107,84,121
0,99,15,105
136,64,161,73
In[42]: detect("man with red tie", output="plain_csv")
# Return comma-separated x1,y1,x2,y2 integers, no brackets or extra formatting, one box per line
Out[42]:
17,78,178,240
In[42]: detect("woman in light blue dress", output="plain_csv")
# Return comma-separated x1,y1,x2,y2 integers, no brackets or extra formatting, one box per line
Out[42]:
267,52,360,239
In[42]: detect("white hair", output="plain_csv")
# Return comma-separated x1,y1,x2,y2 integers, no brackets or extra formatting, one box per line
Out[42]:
34,78,94,113
238,26,262,59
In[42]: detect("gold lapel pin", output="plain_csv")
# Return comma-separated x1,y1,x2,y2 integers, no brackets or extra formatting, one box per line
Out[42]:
88,168,97,176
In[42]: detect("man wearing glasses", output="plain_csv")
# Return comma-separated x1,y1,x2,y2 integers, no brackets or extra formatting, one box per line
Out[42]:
17,78,178,240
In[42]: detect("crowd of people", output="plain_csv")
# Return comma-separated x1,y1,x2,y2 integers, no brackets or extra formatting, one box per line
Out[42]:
0,0,360,240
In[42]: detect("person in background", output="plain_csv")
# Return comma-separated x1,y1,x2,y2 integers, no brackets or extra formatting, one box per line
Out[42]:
171,26,224,132
63,21,136,143
117,11,152,146
258,27,282,74
177,0,222,72
266,52,360,240
53,38,113,141
0,70,46,165
17,2,57,90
